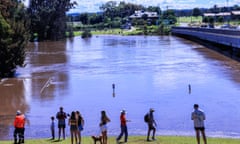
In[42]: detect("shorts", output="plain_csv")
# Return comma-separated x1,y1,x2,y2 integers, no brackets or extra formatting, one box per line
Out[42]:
70,125,78,131
58,124,66,129
194,127,205,131
58,120,66,128
100,124,107,132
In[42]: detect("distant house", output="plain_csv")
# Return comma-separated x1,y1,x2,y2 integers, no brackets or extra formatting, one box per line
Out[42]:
129,10,158,20
203,13,216,17
231,11,240,20
129,10,159,25
203,11,240,21
203,12,231,21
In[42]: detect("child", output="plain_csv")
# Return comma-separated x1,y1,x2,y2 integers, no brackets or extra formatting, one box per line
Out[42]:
50,116,55,140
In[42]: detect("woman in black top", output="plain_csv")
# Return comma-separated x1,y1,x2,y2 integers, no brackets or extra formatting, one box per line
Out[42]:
69,111,78,144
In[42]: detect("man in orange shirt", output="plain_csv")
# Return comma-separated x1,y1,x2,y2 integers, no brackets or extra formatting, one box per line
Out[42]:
13,110,25,144
116,110,130,143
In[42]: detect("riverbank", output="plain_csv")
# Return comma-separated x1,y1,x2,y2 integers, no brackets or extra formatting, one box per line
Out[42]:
72,28,140,36
71,26,162,36
1,136,240,144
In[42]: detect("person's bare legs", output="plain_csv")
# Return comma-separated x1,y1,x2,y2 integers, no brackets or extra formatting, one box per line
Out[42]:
63,128,65,139
195,130,200,144
105,132,108,144
77,130,81,144
71,131,74,144
102,131,107,144
75,132,78,144
201,130,207,144
58,128,61,140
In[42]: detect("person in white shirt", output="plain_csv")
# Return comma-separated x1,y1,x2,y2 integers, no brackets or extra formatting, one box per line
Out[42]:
191,104,207,144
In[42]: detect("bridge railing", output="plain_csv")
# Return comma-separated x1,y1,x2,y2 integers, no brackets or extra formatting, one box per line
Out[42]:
172,26,240,36
171,26,240,48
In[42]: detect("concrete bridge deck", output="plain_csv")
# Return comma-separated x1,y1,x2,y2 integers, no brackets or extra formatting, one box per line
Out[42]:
171,27,240,49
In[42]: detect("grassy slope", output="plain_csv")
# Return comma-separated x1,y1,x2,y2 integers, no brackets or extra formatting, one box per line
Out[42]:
1,136,240,144
178,16,202,23
73,28,140,36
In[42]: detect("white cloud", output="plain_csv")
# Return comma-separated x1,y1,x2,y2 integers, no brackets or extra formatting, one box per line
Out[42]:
71,0,214,12
23,0,239,13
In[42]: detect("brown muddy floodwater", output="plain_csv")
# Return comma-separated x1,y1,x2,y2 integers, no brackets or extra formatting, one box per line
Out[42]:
1,35,240,140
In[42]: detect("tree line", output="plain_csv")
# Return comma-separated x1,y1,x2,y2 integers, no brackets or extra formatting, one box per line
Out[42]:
67,1,162,29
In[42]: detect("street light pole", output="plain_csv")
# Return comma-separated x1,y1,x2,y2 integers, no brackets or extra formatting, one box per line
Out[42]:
227,0,230,25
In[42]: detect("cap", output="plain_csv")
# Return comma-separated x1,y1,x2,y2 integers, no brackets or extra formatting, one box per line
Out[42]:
16,110,21,115
120,109,126,114
150,108,155,112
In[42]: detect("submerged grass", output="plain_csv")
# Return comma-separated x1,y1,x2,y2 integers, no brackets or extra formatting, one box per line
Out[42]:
1,136,240,144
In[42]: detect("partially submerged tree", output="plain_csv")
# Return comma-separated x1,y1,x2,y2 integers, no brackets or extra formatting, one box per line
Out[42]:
28,0,77,41
0,0,29,77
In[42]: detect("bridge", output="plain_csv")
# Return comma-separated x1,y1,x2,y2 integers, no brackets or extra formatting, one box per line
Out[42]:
171,26,240,60
171,27,240,48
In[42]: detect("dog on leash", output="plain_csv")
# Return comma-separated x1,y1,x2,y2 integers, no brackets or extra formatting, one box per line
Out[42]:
91,135,103,144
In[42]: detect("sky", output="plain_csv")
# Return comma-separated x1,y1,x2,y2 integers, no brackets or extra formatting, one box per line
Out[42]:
24,0,240,13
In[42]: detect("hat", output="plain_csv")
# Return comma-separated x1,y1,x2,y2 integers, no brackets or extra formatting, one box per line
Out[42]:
120,110,126,114
150,108,155,112
16,110,21,115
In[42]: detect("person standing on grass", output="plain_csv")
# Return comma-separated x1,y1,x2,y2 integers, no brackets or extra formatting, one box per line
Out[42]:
99,110,111,144
56,107,67,140
116,110,130,143
146,108,157,142
76,111,84,144
13,110,25,144
50,116,55,140
191,104,207,144
69,111,78,144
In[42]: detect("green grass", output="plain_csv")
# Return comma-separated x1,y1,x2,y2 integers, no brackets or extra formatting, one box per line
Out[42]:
178,16,202,23
1,136,240,144
73,29,124,36
72,26,162,37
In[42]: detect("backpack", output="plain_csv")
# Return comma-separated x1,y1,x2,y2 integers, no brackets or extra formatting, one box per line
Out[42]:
144,113,149,123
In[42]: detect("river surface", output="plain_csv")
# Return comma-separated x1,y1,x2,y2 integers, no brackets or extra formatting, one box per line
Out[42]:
1,35,240,140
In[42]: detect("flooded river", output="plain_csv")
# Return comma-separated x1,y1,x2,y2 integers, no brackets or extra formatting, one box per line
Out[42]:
1,35,240,140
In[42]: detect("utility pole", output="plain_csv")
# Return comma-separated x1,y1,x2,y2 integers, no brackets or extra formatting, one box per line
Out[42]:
227,0,230,25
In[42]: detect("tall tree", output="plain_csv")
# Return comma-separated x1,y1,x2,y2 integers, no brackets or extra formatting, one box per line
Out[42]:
192,8,202,17
100,1,144,19
162,10,177,24
100,1,118,20
79,13,89,25
28,0,76,41
147,6,161,14
0,0,29,77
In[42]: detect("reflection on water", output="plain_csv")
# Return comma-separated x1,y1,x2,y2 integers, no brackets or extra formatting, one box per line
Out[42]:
1,35,240,140
0,78,30,139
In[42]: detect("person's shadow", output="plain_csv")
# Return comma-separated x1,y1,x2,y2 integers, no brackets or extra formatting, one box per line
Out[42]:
46,138,62,143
